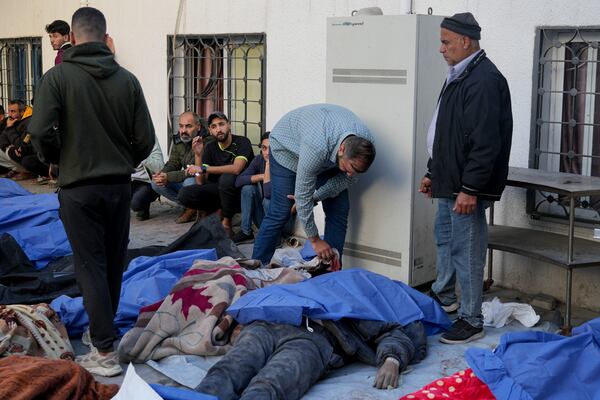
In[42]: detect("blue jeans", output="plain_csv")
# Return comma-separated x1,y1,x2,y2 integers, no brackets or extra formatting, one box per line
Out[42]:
150,177,195,205
240,184,265,235
252,154,349,265
262,198,296,237
431,198,488,328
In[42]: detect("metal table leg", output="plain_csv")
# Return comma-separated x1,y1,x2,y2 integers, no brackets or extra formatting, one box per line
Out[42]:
561,197,576,335
484,203,495,290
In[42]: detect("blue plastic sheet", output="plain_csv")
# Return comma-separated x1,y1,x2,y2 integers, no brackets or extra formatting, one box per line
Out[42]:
7,220,71,269
150,384,217,400
466,317,600,400
52,249,218,337
0,193,60,232
227,269,451,335
0,180,72,269
0,178,31,198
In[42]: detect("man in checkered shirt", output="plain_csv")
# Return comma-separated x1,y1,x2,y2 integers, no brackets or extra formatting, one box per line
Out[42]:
252,104,376,265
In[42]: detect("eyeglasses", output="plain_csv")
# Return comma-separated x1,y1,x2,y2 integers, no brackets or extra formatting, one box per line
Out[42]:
258,145,269,150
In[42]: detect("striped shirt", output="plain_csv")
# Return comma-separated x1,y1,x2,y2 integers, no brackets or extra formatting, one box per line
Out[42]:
270,104,374,238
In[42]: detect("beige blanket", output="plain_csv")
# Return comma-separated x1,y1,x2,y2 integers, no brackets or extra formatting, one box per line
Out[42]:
118,256,305,363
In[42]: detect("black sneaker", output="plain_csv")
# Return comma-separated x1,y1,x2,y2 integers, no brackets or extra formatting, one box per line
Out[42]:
233,230,254,244
429,291,459,313
135,209,150,221
439,318,484,344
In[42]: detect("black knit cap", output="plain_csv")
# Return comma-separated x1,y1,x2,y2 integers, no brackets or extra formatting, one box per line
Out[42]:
441,12,481,40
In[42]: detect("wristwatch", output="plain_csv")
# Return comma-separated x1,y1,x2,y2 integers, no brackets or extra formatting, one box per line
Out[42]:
192,165,208,177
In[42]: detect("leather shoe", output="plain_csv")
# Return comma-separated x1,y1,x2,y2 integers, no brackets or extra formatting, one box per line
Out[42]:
176,208,197,224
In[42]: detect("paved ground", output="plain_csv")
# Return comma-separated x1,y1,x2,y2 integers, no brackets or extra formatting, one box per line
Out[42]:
17,177,600,394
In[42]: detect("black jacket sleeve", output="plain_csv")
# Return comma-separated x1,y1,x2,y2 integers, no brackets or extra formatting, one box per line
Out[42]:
29,73,62,164
130,77,155,166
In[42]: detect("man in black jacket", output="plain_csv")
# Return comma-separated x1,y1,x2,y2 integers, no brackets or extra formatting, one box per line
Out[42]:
419,12,513,344
30,7,155,376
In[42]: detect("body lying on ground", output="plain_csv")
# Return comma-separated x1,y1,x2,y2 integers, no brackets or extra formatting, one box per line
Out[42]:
196,318,427,400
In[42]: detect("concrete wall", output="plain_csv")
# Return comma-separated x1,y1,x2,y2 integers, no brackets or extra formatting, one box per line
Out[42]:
2,0,600,310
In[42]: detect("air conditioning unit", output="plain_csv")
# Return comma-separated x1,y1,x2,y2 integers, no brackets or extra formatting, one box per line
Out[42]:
326,14,447,286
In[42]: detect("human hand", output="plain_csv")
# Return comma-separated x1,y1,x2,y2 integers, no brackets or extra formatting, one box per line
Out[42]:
5,118,16,128
287,194,297,215
14,147,21,157
374,357,400,390
419,176,432,198
185,164,201,176
153,172,167,186
310,237,336,261
105,34,116,54
192,136,204,156
453,192,477,214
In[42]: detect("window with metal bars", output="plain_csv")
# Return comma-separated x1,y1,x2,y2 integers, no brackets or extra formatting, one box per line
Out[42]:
167,34,266,149
531,28,600,223
0,37,42,107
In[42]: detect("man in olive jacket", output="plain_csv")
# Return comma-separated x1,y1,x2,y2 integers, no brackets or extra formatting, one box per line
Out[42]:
151,111,207,223
29,7,154,377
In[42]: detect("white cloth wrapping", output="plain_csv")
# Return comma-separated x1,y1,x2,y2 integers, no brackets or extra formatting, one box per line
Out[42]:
482,297,540,328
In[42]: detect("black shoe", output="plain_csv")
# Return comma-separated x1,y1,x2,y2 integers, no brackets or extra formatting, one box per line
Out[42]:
439,318,484,344
429,291,459,313
232,230,254,244
135,209,150,221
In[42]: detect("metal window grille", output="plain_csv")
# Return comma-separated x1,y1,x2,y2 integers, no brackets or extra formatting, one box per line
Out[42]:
0,37,42,107
167,34,266,149
531,27,600,223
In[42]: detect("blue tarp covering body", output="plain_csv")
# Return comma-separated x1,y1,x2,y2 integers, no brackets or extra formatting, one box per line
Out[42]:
52,249,218,336
0,179,72,269
227,269,451,335
466,317,600,400
150,384,217,400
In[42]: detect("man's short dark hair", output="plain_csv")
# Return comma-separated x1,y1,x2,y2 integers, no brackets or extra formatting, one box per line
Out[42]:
343,135,376,170
72,7,106,42
45,20,70,36
8,99,25,112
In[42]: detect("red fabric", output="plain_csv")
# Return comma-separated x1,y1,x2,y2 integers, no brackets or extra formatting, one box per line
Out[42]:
399,368,495,400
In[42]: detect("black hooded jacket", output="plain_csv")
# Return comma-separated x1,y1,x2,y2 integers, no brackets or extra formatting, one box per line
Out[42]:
29,42,155,187
428,51,513,201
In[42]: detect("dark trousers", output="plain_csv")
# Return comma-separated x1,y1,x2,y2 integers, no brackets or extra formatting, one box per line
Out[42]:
131,181,159,212
8,148,49,177
177,174,241,218
197,321,333,400
58,182,131,352
20,155,49,177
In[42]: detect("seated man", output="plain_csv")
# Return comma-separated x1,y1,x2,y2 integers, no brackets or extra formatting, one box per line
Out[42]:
197,318,427,400
0,100,35,180
181,112,254,233
131,137,164,221
234,132,295,243
151,111,207,223
5,106,53,181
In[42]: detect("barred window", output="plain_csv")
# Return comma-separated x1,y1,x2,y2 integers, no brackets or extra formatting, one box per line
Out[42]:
0,37,42,106
531,28,600,223
167,34,266,148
